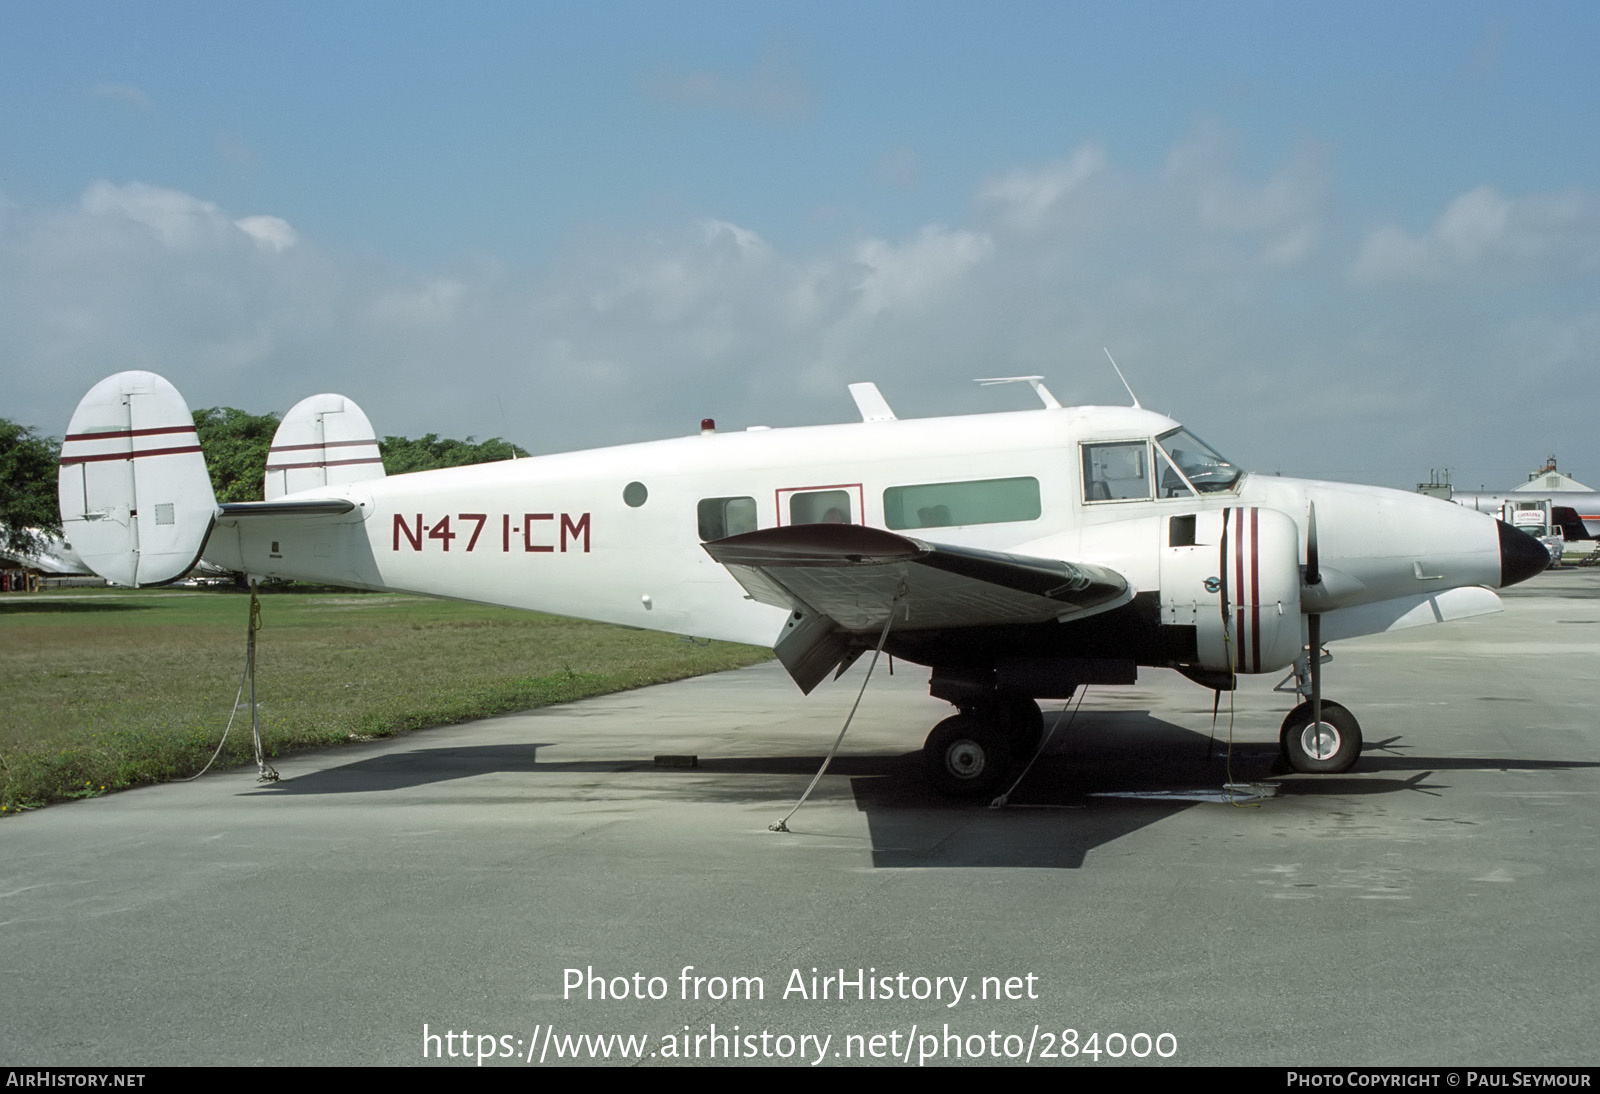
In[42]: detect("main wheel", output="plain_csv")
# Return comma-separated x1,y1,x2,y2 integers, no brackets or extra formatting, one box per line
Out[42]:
923,714,1013,799
999,693,1045,757
1279,700,1362,774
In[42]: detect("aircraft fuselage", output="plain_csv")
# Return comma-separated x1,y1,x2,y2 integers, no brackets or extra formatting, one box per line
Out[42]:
201,403,1529,682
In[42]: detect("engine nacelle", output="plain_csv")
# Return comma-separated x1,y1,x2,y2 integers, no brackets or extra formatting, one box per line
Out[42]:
1160,507,1303,675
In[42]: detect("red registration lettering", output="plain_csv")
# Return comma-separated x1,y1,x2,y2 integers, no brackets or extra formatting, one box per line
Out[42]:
428,515,457,551
560,512,591,553
394,513,424,551
523,513,554,553
394,511,590,553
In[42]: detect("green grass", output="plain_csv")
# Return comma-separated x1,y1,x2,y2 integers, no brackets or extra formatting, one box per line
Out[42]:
0,586,771,812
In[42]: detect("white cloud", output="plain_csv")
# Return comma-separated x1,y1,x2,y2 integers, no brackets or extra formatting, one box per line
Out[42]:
973,131,1327,274
852,227,993,316
234,216,297,253
700,218,770,259
977,146,1107,232
80,181,298,255
81,181,233,250
366,279,468,327
6,138,1595,493
1353,185,1600,283
1167,133,1327,268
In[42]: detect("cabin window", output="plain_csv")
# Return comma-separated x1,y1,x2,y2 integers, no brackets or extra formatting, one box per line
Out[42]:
883,477,1041,530
789,489,852,525
776,484,863,525
698,496,758,541
1082,441,1151,502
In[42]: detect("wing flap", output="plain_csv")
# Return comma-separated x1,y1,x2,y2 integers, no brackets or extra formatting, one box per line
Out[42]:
705,524,1131,633
705,525,1131,692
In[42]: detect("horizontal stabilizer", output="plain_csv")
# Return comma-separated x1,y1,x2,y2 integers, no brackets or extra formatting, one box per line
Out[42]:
218,499,358,521
58,372,217,587
265,393,385,501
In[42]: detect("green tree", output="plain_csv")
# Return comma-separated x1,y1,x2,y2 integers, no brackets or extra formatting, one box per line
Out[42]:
379,434,528,475
191,407,526,499
192,407,280,503
0,419,62,557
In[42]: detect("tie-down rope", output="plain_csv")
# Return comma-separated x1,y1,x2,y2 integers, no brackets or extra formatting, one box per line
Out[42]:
770,594,902,833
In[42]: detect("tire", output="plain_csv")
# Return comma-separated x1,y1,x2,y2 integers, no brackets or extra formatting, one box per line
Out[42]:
923,714,1013,799
1276,699,1353,760
1279,700,1362,774
1000,693,1045,757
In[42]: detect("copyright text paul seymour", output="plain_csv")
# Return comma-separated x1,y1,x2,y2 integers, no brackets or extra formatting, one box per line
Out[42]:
1287,1074,1591,1088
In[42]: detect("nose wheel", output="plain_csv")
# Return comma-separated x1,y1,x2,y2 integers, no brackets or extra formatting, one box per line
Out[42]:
1279,700,1362,773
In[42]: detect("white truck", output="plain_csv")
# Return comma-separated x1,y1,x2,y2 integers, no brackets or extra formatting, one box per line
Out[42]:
1501,499,1565,566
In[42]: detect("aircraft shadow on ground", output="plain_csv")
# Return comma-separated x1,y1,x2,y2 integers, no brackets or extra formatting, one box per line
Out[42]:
246,709,1598,870
0,600,156,615
848,710,1276,869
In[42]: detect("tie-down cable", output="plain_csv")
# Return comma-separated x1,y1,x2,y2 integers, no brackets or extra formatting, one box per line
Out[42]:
770,589,904,833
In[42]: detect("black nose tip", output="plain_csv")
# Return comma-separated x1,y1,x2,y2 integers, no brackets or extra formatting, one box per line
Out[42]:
1498,519,1552,587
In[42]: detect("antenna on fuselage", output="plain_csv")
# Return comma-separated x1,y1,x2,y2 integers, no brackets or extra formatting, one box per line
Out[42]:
974,375,1062,409
848,382,897,422
1103,349,1141,408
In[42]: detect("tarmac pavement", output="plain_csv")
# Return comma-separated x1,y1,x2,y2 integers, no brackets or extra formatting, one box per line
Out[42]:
3,570,1597,1066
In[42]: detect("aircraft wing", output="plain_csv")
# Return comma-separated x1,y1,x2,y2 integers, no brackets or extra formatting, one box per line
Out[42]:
703,525,1131,692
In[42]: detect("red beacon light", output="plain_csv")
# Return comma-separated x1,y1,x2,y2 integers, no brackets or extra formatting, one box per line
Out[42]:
700,418,716,435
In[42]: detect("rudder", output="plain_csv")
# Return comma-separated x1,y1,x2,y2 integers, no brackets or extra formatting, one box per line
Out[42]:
58,372,218,586
264,393,385,500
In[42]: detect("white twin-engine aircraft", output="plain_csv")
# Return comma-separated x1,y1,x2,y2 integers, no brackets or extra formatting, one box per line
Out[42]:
59,371,1549,797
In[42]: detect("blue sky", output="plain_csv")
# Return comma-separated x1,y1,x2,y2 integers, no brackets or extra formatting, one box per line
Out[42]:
3,1,1597,489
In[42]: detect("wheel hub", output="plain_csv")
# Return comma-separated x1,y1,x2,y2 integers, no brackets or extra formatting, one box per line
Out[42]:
1299,722,1341,761
944,740,987,779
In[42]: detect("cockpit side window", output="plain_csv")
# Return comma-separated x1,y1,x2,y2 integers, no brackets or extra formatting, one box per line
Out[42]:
1082,441,1152,502
1155,428,1243,493
1155,448,1196,499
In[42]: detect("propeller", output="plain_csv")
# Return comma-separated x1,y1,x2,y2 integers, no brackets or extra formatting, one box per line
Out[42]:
1305,502,1322,735
1305,500,1320,588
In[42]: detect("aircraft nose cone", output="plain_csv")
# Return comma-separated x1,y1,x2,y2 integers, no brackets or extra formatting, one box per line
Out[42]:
1498,519,1551,587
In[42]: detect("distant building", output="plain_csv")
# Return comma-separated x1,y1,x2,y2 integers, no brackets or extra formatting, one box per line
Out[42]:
1510,457,1591,494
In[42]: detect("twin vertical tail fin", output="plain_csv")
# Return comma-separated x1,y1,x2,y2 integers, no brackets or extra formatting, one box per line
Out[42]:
265,394,386,501
57,371,217,587
59,373,388,587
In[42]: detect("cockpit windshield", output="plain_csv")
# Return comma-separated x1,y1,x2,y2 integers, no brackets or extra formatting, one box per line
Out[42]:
1155,428,1243,493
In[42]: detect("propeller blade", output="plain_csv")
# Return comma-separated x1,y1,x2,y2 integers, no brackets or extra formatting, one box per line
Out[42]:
1306,500,1321,587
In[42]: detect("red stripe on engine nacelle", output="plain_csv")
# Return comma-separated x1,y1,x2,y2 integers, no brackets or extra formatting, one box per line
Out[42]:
1234,508,1248,671
1250,507,1261,674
